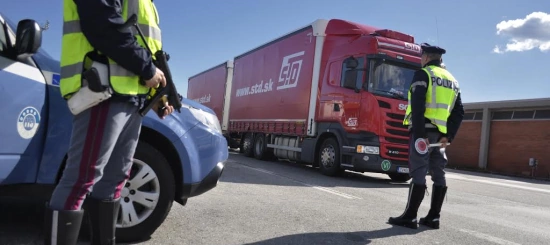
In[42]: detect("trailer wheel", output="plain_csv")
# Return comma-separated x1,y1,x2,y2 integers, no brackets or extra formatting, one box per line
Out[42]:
388,173,411,182
253,133,268,160
318,137,344,176
242,133,254,157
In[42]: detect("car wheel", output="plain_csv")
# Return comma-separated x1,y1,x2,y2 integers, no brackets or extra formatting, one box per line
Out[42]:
115,141,176,242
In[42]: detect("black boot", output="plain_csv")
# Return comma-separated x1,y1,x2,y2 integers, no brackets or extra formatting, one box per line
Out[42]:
86,197,121,245
419,185,447,229
388,183,426,229
43,203,85,245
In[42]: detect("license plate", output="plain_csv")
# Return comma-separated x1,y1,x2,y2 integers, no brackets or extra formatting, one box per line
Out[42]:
397,167,409,173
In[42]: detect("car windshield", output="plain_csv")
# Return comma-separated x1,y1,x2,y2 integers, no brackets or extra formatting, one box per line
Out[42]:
368,59,417,100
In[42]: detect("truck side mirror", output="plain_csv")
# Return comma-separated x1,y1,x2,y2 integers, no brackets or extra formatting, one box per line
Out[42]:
345,57,358,69
15,19,42,59
343,69,358,90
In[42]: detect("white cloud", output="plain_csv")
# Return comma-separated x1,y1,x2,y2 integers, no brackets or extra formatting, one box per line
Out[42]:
492,11,550,53
492,46,503,54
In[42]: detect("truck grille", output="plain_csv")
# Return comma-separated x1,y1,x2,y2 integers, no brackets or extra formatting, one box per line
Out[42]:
383,112,409,160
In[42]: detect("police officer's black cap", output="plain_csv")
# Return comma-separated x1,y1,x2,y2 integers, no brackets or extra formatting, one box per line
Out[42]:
421,43,446,55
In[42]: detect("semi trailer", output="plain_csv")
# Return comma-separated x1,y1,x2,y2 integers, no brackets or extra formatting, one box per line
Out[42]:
188,19,423,181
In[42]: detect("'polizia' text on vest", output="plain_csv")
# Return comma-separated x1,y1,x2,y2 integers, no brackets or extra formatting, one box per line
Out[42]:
60,0,162,99
403,65,460,134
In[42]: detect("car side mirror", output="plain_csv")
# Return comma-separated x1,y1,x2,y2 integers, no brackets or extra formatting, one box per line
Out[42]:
15,19,42,59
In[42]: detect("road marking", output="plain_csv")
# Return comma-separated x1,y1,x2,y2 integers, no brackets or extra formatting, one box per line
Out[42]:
458,229,521,245
446,174,550,194
236,163,362,200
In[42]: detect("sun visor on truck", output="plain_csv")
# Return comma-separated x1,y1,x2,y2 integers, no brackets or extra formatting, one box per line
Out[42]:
325,19,377,35
324,20,415,44
373,29,414,43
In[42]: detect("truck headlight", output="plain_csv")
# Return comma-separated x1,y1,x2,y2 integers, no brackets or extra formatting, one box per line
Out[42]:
356,145,379,155
188,107,222,133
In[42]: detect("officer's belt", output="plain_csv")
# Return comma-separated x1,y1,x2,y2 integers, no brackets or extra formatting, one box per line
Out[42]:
408,123,437,130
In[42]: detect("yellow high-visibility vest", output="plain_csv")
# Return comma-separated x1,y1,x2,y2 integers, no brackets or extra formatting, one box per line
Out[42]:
403,65,460,134
60,0,162,99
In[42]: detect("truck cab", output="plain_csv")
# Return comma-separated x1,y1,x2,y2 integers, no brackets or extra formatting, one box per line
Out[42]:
315,20,421,181
0,13,228,242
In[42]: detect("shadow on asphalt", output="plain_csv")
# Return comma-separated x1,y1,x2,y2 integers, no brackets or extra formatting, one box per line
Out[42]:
0,198,150,245
0,198,47,245
244,226,426,245
0,197,426,245
222,153,409,189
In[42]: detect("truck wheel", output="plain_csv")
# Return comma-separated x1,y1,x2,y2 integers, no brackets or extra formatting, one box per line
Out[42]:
253,133,267,160
318,138,344,176
242,133,254,157
115,141,176,242
388,173,411,182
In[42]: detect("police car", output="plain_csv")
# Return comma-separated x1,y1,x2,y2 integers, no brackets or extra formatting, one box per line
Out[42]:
0,13,228,242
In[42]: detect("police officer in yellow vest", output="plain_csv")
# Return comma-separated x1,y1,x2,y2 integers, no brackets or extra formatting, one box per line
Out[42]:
44,0,174,244
388,43,464,229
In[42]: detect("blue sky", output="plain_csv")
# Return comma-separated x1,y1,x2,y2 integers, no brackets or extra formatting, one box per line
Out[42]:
3,0,549,103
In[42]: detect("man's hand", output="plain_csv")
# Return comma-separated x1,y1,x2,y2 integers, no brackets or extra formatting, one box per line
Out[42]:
152,100,174,119
144,67,166,88
438,137,449,148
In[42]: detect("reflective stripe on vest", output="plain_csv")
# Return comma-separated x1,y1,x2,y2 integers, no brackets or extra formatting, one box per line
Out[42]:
403,65,460,134
60,0,162,99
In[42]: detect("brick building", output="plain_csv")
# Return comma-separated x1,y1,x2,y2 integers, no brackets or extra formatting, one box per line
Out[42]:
446,98,550,180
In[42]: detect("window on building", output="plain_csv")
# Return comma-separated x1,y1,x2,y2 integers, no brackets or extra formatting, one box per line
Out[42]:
492,111,513,120
487,109,550,121
463,112,475,120
512,110,535,119
473,111,484,120
534,109,550,119
462,111,483,121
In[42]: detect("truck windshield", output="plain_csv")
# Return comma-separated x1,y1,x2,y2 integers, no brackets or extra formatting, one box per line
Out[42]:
368,59,417,100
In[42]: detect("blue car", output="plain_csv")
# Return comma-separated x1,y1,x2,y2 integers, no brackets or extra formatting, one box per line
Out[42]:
0,13,227,242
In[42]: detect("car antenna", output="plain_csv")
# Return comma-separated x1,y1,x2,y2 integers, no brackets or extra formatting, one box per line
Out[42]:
435,16,440,45
434,0,440,45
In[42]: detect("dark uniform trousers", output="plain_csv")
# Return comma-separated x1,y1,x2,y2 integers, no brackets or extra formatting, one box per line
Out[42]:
408,129,447,186
388,127,449,229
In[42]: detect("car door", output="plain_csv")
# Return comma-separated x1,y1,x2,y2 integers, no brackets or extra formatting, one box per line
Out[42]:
0,15,47,184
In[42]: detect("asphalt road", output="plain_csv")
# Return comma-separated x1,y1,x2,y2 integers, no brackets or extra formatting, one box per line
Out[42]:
2,151,550,245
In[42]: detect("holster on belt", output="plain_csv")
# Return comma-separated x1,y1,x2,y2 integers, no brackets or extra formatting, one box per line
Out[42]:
67,51,113,116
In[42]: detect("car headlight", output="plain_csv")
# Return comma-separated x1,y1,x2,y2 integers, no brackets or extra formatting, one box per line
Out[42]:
188,106,222,133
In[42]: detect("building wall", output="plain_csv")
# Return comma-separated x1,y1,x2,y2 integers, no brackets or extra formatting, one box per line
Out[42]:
488,120,550,178
445,106,550,179
446,122,481,169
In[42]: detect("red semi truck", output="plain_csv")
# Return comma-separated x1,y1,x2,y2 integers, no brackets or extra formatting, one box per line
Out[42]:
187,19,423,181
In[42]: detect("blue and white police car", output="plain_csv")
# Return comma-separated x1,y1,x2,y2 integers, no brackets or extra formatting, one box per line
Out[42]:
0,13,227,242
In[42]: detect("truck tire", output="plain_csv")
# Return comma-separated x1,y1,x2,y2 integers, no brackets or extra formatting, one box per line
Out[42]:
388,173,411,182
318,137,344,176
253,133,275,160
115,141,176,242
253,133,267,160
242,133,254,157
